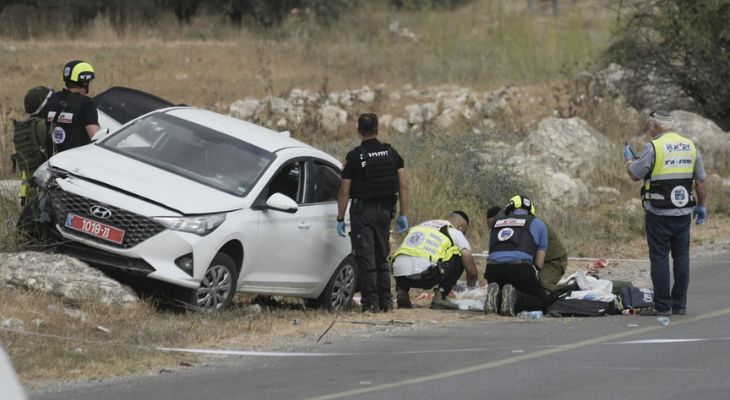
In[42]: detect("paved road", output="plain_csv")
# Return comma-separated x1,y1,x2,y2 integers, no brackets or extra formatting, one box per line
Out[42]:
33,253,730,400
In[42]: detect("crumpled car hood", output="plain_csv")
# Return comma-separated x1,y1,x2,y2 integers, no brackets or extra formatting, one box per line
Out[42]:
49,144,246,215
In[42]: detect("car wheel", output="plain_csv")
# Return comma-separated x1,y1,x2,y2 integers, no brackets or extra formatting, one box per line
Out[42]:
193,252,238,311
318,255,357,312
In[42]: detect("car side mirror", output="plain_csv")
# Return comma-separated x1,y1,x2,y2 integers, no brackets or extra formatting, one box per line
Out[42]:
265,193,299,213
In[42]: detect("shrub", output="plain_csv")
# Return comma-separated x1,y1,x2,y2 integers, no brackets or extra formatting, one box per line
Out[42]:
607,0,730,129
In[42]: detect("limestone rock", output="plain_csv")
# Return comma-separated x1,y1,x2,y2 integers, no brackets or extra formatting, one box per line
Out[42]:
671,110,730,173
1,317,24,332
269,97,303,125
390,118,408,134
518,117,612,179
319,105,348,135
229,98,261,121
0,252,138,306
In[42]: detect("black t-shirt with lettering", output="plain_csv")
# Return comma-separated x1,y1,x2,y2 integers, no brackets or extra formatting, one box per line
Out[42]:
342,138,404,202
42,88,98,153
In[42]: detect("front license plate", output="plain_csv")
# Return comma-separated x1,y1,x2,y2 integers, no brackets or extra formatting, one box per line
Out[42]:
65,213,125,245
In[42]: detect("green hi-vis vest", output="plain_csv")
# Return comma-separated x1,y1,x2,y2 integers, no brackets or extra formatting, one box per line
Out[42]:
643,132,697,209
391,220,461,263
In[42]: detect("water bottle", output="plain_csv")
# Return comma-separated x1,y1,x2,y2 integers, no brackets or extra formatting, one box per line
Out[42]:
518,311,543,320
656,316,670,326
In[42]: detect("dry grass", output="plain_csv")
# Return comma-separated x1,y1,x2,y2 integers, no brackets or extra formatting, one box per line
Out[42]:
0,285,500,387
0,1,617,123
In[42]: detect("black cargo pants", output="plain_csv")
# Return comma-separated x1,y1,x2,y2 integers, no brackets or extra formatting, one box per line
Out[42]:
350,206,393,311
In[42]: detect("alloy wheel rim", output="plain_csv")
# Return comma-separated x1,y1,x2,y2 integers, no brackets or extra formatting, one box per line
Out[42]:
196,264,232,310
330,264,356,309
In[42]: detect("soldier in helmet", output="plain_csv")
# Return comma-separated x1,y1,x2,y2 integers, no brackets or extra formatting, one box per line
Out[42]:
42,60,100,154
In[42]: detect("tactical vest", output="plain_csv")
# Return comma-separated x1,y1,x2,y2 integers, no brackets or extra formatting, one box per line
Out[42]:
11,116,48,174
643,132,697,209
392,220,461,263
488,215,537,257
45,90,90,154
349,143,399,200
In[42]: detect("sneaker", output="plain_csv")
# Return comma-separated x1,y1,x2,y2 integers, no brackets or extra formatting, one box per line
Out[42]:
500,284,517,316
396,287,412,309
484,282,500,315
429,289,459,310
672,309,686,316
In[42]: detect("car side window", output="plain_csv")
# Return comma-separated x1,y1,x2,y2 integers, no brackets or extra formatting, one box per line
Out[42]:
267,161,304,203
304,161,341,204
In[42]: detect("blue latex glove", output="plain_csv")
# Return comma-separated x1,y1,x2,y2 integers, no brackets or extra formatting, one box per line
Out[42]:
336,221,346,237
396,215,409,234
694,206,707,225
623,142,637,161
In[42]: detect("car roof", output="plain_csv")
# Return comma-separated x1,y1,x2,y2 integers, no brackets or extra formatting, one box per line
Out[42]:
158,108,338,165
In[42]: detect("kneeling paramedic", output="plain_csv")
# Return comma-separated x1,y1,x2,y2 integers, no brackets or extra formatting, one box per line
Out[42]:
391,211,478,310
484,195,548,316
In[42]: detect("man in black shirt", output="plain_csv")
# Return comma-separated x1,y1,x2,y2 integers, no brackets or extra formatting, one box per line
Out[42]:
337,114,409,312
43,60,100,155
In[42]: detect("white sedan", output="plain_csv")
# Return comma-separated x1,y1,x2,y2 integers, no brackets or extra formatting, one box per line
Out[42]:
34,105,356,311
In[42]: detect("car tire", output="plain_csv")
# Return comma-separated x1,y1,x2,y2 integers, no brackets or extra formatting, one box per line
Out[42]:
187,252,239,312
317,255,358,312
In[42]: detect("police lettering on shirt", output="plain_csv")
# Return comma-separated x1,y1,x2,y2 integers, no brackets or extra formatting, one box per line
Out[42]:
359,150,390,168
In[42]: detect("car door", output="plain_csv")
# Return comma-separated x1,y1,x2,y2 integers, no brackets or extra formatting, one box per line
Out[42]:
299,159,345,286
245,158,333,295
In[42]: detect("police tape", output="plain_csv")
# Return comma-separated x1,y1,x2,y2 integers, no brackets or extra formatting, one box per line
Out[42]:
470,253,651,262
471,253,728,264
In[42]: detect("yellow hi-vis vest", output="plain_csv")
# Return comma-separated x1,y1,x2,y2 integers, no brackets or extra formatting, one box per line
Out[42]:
391,220,461,263
643,132,697,209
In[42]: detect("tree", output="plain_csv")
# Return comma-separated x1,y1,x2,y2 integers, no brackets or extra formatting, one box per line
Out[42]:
608,0,730,128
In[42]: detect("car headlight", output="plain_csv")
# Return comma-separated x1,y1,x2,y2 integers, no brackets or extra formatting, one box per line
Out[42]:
32,161,52,188
153,213,226,236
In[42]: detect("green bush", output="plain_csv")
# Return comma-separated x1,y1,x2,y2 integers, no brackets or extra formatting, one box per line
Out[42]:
607,0,730,129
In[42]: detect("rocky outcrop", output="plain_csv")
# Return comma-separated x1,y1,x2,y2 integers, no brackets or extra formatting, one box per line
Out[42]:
671,110,730,174
0,252,138,306
227,83,548,136
507,117,614,207
588,63,699,114
226,71,729,208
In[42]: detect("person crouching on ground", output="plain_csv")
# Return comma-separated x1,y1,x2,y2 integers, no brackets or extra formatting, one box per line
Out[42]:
486,205,568,302
391,211,478,310
483,195,548,316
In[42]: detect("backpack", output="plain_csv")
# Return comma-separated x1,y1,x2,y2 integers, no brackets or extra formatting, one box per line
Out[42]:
11,116,48,175
547,298,618,317
619,287,654,314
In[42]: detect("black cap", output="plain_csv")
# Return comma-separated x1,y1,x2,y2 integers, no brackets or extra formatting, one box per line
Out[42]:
486,206,502,219
357,113,378,135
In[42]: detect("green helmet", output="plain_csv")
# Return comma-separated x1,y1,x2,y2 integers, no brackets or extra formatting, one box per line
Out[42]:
24,86,54,115
63,60,95,88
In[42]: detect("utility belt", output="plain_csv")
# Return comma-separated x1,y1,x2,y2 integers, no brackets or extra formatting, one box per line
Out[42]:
351,198,395,213
488,260,533,267
404,261,447,281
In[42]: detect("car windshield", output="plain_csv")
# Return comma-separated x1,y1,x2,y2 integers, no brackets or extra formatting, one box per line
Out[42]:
100,113,274,196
